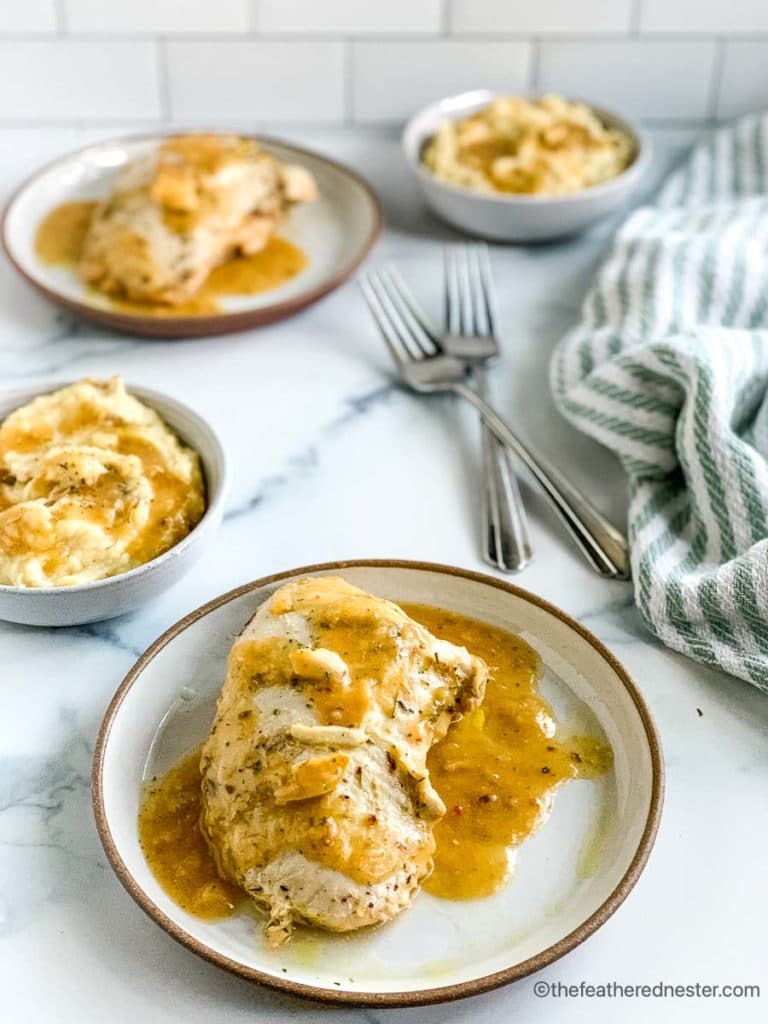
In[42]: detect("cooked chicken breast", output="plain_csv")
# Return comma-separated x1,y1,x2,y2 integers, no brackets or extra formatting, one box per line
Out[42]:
200,576,487,945
79,135,317,305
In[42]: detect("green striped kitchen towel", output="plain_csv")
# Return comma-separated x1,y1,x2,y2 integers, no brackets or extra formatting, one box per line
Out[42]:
551,114,768,689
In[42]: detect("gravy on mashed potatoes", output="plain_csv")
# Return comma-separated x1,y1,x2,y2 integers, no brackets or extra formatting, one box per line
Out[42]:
422,94,633,197
0,377,205,587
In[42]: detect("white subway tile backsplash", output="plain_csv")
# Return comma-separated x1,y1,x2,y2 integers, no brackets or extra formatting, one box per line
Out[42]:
640,0,768,34
64,0,250,34
538,40,717,120
166,41,345,122
0,1,56,33
449,0,632,35
0,3,753,125
258,0,442,35
0,41,160,119
352,41,530,122
718,42,768,119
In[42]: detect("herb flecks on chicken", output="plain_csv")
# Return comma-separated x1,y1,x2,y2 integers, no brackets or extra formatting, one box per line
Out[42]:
80,134,317,305
200,576,487,946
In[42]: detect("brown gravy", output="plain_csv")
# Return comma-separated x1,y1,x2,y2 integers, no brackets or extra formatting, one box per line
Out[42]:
34,200,97,265
137,605,612,919
34,201,307,317
407,604,612,899
138,750,245,920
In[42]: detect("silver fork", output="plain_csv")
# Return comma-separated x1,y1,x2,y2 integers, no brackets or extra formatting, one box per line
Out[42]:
444,244,533,572
380,257,532,572
360,269,630,580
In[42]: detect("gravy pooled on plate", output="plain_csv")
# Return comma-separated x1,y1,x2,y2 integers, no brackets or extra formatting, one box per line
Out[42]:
410,604,612,899
139,750,246,920
0,376,205,587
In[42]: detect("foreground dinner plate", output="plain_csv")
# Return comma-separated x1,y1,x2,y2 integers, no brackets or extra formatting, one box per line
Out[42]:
2,134,381,338
93,560,663,1006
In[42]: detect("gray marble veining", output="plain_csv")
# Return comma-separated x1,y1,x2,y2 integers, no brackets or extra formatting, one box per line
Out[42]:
0,127,766,1024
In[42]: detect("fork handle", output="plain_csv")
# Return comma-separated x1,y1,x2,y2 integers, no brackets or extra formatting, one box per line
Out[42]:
452,382,630,579
475,367,533,573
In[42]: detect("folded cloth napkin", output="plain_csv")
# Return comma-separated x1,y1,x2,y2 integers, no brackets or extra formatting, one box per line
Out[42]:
551,114,768,690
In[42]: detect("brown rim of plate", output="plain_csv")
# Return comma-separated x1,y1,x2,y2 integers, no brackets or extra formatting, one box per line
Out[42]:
0,132,383,339
92,558,664,1008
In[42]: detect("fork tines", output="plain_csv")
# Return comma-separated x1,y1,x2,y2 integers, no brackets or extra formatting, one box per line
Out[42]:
360,267,439,364
445,243,499,340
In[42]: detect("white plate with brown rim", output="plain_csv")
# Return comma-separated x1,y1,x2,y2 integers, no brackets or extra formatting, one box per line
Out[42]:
92,560,663,1007
1,133,381,339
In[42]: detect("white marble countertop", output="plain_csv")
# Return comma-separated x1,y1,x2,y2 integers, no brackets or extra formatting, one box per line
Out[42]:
0,126,766,1024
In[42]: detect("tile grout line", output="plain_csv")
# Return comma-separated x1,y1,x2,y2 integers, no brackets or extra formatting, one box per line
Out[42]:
0,116,717,130
707,37,726,121
155,38,172,122
0,31,766,43
343,39,354,126
54,0,67,34
529,38,541,93
441,0,450,36
630,0,643,34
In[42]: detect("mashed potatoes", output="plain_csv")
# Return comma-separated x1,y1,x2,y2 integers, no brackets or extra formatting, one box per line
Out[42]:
0,377,205,587
422,94,633,197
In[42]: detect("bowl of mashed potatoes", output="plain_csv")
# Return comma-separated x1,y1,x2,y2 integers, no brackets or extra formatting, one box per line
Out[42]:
0,376,226,626
403,91,651,241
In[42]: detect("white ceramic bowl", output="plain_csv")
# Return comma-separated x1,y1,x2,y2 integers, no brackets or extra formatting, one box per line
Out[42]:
93,560,663,1006
403,90,653,242
0,383,227,627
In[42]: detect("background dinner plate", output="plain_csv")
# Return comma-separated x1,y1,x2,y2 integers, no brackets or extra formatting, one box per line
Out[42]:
93,560,663,1006
1,134,381,338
